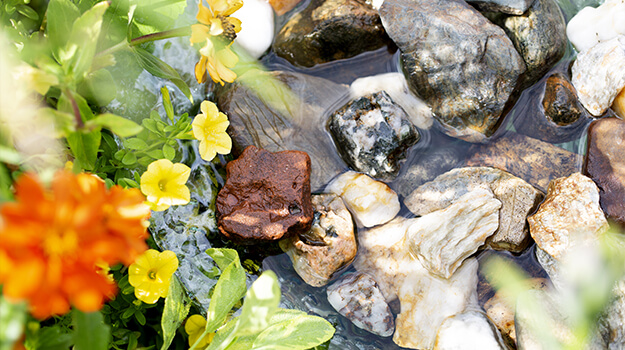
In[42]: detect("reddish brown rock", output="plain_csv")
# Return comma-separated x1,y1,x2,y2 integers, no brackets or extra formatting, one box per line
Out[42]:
542,73,583,126
216,146,313,242
585,117,625,227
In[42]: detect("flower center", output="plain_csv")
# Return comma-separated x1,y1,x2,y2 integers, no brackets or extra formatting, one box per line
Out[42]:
148,270,157,280
44,229,79,257
218,15,237,43
158,179,168,191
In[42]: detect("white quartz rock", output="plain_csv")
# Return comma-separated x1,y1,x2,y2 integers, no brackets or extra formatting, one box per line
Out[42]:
394,258,480,349
433,310,506,350
566,0,625,53
407,188,501,279
571,36,625,116
325,171,400,228
350,73,433,129
233,0,274,59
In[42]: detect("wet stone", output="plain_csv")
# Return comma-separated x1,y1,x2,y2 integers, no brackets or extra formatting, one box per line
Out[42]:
216,146,314,242
464,131,583,192
466,0,535,15
272,0,390,67
585,117,625,227
380,0,525,142
328,91,420,180
542,73,583,126
279,194,357,287
326,272,395,337
433,310,506,350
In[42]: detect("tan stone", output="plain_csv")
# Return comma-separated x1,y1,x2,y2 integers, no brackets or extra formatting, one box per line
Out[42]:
613,88,625,119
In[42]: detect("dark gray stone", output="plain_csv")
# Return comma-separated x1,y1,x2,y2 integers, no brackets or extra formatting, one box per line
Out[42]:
467,0,535,14
542,73,583,126
328,91,420,180
215,70,348,191
379,0,526,142
272,0,390,67
501,0,567,86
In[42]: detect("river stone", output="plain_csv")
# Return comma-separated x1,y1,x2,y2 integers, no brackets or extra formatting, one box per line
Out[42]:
406,166,543,253
466,0,535,14
585,117,625,227
433,310,506,350
571,36,625,116
464,132,584,192
515,290,573,350
528,173,609,259
566,0,625,53
234,0,274,59
613,88,625,119
599,279,625,349
279,194,356,287
328,91,420,180
326,272,395,337
542,73,583,126
350,72,434,130
501,0,567,85
215,70,348,191
216,146,314,242
325,171,400,228
272,0,390,67
379,0,526,142
407,188,501,279
267,0,303,15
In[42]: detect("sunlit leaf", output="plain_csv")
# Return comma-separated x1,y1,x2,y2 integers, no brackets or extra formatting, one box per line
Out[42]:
251,315,335,350
0,296,27,350
72,310,110,350
161,276,191,350
131,47,193,102
236,271,281,336
88,113,143,137
46,0,80,61
204,254,247,334
67,129,101,171
64,1,109,80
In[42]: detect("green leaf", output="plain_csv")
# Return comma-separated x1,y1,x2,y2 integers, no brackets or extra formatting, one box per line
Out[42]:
121,152,137,165
46,0,80,61
251,315,335,350
36,326,73,350
160,276,191,350
88,113,143,137
77,69,117,106
131,47,192,103
131,0,186,35
146,149,164,159
124,138,148,150
161,87,174,122
73,310,110,350
204,259,247,334
0,296,27,350
67,129,101,171
142,119,161,134
206,248,240,271
16,4,39,20
0,145,21,165
236,271,281,336
64,1,109,79
162,144,175,161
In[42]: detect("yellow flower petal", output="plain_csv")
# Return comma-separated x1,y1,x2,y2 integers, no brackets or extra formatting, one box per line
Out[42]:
196,1,214,25
229,17,242,33
191,24,211,45
128,250,179,304
209,18,224,36
140,160,191,212
195,56,208,84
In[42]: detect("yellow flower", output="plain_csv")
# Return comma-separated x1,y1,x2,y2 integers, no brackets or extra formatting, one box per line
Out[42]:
140,159,191,211
185,314,214,349
190,0,242,46
128,249,178,304
195,39,239,85
13,64,59,95
192,101,232,161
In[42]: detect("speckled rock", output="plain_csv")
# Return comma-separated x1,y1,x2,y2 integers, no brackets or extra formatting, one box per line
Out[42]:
566,0,625,53
571,36,625,116
433,310,506,350
466,0,535,14
464,132,584,192
502,0,567,85
407,188,501,278
325,171,400,228
272,0,390,67
215,70,348,191
326,272,395,337
406,166,543,253
280,194,357,287
328,91,420,180
585,117,625,227
542,73,583,126
528,173,609,259
380,0,525,142
216,146,313,242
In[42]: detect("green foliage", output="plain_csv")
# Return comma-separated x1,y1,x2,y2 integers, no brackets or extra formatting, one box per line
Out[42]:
0,294,27,350
161,277,191,350
73,310,110,350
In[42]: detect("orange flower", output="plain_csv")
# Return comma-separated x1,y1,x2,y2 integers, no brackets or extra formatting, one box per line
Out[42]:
0,171,151,319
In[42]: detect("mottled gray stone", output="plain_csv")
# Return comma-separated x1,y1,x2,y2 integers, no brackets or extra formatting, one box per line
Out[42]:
272,0,390,67
502,0,567,85
467,0,535,14
379,0,526,142
406,167,543,253
327,272,395,337
328,91,420,180
279,194,357,287
599,279,625,349
215,70,348,191
433,310,506,350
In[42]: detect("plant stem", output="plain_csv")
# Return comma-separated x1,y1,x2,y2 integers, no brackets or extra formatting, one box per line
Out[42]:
65,89,84,128
95,27,191,58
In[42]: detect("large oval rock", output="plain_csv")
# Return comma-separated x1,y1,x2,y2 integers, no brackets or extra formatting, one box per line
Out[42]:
215,70,348,191
279,194,356,287
272,0,390,67
585,117,625,227
433,310,506,350
466,0,535,14
566,0,625,53
379,0,526,142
